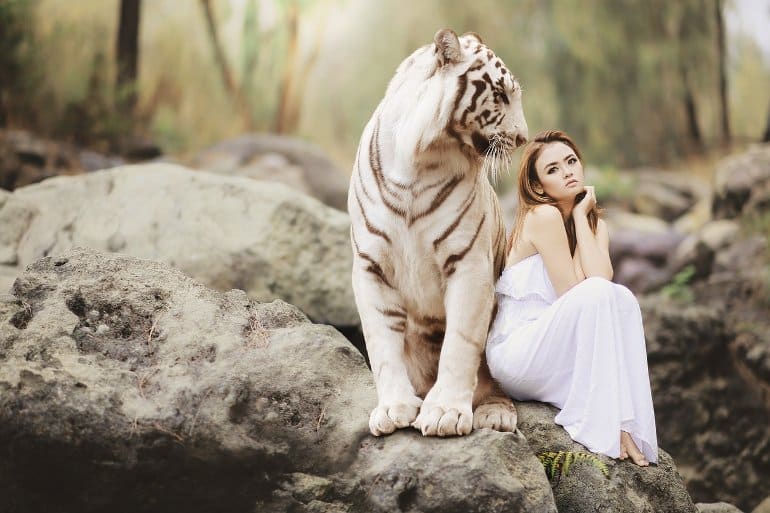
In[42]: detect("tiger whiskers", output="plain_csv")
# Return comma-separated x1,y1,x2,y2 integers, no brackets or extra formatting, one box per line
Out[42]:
483,135,513,185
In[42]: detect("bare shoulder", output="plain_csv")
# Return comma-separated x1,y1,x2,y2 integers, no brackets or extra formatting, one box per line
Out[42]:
527,204,563,228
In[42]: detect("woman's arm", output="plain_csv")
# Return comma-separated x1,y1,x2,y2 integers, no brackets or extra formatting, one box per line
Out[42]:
573,251,586,281
526,205,580,296
574,217,613,280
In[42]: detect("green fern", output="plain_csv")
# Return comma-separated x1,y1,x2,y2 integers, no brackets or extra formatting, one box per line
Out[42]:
661,264,696,303
538,450,609,483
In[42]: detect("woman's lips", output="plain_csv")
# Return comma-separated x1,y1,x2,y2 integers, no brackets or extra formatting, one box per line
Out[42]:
566,179,579,187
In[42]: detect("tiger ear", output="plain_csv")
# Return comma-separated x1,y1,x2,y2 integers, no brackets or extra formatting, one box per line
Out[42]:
434,28,462,67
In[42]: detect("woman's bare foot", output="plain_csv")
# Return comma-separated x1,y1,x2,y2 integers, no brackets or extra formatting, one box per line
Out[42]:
620,431,649,466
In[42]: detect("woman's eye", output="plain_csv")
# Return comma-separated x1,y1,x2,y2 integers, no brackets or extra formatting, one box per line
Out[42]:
568,157,577,164
547,167,556,174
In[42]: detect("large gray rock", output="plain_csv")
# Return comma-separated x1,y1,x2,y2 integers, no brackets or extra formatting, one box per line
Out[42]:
641,296,770,511
0,189,37,265
0,247,367,511
192,134,350,211
0,248,699,512
614,257,672,293
0,129,126,191
696,503,745,513
517,402,696,513
669,220,743,279
0,247,553,512
712,145,770,219
7,164,358,329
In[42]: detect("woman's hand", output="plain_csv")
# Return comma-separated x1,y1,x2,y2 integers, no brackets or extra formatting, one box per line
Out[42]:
573,185,596,217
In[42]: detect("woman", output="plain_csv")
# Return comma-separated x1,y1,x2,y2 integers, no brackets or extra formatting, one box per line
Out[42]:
487,129,658,466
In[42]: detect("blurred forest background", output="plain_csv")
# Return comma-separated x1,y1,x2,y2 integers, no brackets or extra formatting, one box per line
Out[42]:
1,0,769,179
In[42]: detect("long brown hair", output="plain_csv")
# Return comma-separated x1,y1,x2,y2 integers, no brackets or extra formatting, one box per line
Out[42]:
506,129,601,256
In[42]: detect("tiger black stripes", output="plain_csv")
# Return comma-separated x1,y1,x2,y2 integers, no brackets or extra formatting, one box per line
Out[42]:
452,74,468,119
408,174,463,225
354,145,374,202
349,29,527,438
368,118,407,217
378,308,407,332
353,184,391,244
461,79,488,125
442,213,486,277
351,230,393,288
411,176,450,195
433,188,478,250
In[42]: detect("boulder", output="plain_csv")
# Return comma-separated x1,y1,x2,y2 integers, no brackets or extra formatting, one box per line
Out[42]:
609,229,685,266
641,296,770,511
605,210,671,235
0,129,125,191
631,180,693,222
696,503,745,513
614,257,673,293
712,145,770,219
517,402,696,513
8,164,358,331
669,220,742,279
0,248,699,512
0,247,371,512
0,189,37,265
192,134,350,212
673,195,713,234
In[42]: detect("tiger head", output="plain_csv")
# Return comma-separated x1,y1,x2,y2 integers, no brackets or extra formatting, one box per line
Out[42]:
434,28,528,160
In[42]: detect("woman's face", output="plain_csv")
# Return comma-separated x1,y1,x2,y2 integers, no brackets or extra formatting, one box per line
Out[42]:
533,141,584,203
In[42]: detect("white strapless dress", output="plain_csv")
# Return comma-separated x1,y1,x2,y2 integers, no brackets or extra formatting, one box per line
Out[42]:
486,253,658,463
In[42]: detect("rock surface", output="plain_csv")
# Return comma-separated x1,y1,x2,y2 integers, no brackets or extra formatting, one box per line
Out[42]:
5,164,358,331
696,503,745,513
192,133,350,211
517,402,695,513
0,129,126,191
641,296,770,512
0,248,697,512
712,145,770,219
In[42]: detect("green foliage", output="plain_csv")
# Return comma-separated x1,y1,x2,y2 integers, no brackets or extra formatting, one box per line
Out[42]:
591,165,636,203
0,0,38,125
2,0,769,167
538,450,609,484
661,265,696,303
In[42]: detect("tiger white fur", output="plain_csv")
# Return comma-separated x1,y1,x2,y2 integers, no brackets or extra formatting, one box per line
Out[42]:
349,29,528,437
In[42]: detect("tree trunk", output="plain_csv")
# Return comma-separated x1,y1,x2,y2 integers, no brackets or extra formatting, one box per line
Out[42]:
200,0,253,129
274,0,299,134
115,0,141,115
763,102,770,143
715,0,730,144
680,63,703,152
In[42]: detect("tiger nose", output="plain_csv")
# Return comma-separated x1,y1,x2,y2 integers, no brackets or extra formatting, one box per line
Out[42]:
515,134,528,147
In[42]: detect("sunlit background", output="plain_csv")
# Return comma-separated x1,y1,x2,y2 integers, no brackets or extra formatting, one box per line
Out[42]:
2,0,769,175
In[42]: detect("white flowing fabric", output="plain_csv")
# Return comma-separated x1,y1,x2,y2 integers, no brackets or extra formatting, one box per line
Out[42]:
486,253,658,463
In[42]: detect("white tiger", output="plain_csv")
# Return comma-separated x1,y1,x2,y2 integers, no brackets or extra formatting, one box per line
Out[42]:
349,29,528,437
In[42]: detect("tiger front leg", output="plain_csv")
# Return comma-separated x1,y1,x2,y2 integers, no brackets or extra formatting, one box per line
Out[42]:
412,262,494,436
352,265,422,436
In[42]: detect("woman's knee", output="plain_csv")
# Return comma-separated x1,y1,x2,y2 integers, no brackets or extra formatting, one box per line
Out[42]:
575,276,615,299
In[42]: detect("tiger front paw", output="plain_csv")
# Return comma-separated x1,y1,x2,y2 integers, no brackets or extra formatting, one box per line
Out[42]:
369,397,422,436
472,401,518,432
411,387,473,437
